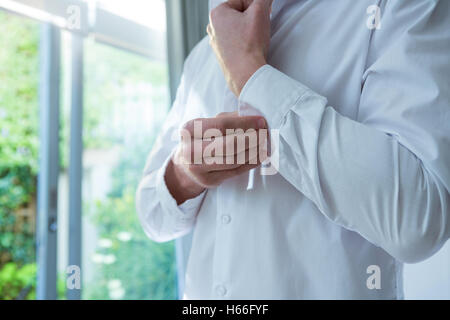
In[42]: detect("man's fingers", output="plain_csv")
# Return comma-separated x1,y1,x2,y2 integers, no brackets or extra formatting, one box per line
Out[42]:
183,144,261,177
204,142,265,169
184,146,267,171
182,116,267,138
194,146,260,173
203,130,268,158
216,111,239,118
180,129,269,162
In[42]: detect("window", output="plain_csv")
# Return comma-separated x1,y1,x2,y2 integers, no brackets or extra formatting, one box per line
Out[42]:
0,11,39,300
80,40,174,300
95,0,166,31
0,0,174,300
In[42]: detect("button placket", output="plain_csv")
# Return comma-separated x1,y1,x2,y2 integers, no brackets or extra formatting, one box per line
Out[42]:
210,88,238,299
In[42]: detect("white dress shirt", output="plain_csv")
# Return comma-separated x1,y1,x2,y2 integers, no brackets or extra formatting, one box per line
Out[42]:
136,0,450,299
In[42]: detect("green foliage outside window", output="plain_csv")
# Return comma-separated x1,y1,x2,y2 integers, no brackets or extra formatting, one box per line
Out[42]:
0,11,176,300
80,40,176,300
85,143,177,300
0,11,39,286
0,262,36,299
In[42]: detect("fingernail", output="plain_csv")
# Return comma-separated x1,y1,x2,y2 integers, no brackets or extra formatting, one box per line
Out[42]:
257,118,266,129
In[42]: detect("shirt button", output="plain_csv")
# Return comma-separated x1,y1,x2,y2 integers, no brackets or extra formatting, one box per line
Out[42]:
221,215,231,225
215,285,227,297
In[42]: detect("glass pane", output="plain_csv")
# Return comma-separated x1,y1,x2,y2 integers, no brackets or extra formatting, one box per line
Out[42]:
81,37,173,299
87,0,166,30
0,11,39,300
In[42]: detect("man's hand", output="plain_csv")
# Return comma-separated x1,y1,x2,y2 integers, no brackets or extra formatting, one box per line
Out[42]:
165,112,269,205
207,0,273,96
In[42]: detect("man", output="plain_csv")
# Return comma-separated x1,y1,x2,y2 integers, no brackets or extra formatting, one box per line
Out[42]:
136,0,450,299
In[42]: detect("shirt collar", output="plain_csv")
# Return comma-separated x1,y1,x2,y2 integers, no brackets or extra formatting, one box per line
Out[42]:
209,0,288,19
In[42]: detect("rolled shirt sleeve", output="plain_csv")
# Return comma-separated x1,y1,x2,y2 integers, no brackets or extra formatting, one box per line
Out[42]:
238,0,450,263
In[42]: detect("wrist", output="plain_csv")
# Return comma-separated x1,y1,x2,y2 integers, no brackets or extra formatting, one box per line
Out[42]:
230,54,266,96
165,157,205,205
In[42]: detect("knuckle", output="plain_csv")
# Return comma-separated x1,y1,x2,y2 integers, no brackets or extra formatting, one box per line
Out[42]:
179,128,190,141
209,7,220,23
210,2,228,23
180,144,191,161
181,118,203,136
206,24,213,37
181,119,193,133
252,2,265,13
216,112,229,118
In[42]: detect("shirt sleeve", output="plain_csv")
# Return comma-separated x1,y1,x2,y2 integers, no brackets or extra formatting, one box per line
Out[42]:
238,0,450,263
136,51,206,243
179,190,207,213
136,150,206,243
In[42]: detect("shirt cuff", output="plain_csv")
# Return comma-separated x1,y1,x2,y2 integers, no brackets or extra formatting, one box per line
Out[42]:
155,152,206,223
238,64,314,130
178,191,207,213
